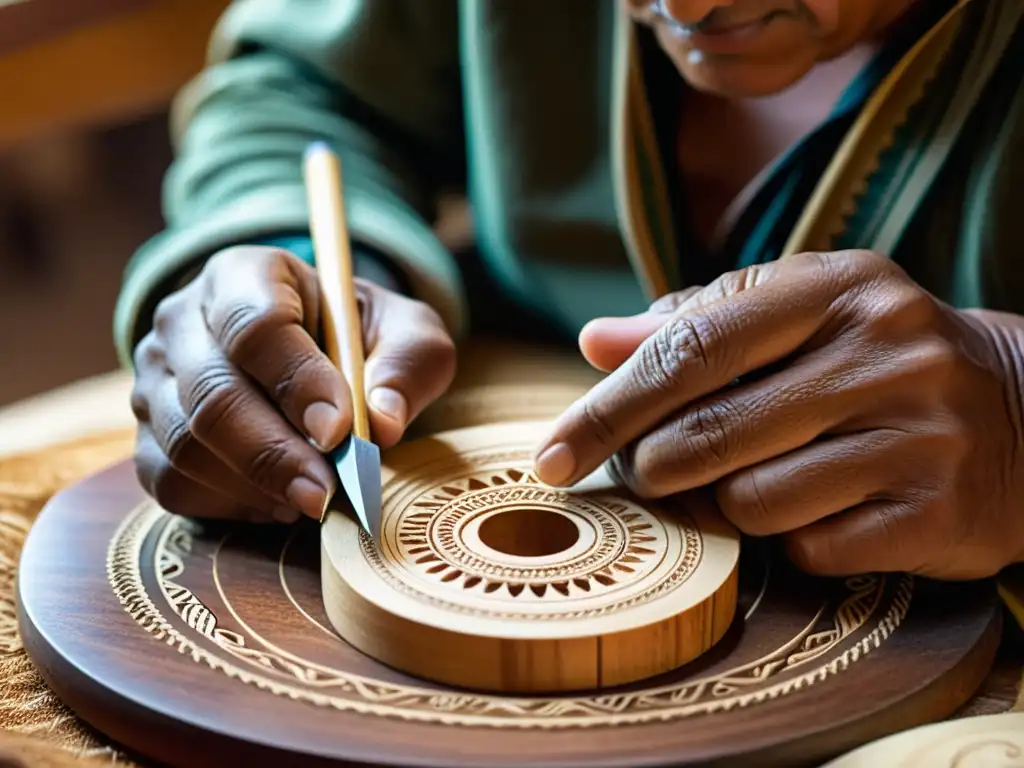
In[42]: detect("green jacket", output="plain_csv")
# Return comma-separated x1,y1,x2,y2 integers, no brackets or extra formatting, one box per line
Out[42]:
113,0,1024,368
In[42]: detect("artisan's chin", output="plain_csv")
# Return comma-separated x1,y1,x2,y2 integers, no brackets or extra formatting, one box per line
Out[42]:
677,51,818,98
655,16,820,98
660,41,816,96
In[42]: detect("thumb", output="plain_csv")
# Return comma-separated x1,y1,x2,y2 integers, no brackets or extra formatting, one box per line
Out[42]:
579,286,706,372
579,312,672,373
579,262,786,373
358,282,457,448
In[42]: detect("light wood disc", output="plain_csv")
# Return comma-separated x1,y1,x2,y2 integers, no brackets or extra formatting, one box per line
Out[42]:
823,712,1024,767
321,420,741,693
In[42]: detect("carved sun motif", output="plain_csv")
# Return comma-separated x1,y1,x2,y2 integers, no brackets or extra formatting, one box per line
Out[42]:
386,467,665,601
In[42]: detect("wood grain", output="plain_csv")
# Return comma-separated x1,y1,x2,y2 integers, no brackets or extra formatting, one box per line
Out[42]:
321,420,740,693
17,459,1003,767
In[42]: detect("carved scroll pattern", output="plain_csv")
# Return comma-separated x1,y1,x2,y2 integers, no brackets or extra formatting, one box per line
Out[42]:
107,502,914,729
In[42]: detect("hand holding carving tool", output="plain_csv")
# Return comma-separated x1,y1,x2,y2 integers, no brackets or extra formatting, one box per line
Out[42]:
302,141,382,542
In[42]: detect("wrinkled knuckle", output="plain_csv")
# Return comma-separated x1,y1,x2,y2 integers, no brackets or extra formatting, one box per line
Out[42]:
719,267,764,295
247,439,293,491
212,300,259,353
635,329,681,394
218,301,292,360
678,400,736,467
185,366,244,438
637,316,713,393
162,417,195,465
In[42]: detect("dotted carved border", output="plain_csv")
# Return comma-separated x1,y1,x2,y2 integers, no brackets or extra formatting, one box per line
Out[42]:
106,502,913,729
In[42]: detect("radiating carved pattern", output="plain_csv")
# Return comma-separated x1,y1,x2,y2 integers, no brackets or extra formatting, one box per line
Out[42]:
412,470,625,577
107,504,913,728
397,468,662,599
368,479,700,620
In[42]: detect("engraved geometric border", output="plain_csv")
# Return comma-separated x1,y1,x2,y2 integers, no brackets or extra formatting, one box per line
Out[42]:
107,502,914,730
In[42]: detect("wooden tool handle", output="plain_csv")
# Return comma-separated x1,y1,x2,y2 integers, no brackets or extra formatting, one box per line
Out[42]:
303,143,371,441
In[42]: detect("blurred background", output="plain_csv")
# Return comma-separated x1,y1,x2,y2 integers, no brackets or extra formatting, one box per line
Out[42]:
0,0,230,407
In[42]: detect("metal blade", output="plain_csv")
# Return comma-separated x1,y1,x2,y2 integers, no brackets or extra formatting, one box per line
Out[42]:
327,434,382,541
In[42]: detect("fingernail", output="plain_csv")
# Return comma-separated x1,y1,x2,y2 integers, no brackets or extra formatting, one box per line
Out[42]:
286,476,329,519
534,443,576,487
273,505,302,524
303,402,342,451
369,387,408,426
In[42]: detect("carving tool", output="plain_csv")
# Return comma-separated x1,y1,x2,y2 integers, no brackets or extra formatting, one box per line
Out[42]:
302,141,382,542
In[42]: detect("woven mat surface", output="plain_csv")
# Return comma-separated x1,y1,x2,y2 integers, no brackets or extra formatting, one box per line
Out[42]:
0,421,1021,765
0,428,137,766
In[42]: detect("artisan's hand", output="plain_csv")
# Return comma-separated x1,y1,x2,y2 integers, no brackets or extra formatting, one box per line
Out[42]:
535,251,1024,579
130,246,455,524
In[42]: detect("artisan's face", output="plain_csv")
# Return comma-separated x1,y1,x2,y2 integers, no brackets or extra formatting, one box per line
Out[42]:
625,0,916,97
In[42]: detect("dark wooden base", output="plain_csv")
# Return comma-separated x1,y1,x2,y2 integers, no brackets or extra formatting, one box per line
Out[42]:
18,462,1002,768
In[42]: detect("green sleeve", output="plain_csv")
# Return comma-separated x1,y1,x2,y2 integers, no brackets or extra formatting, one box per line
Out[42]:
113,0,468,368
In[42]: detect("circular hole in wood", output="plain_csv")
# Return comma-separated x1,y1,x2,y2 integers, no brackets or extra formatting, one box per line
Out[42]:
477,508,580,558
